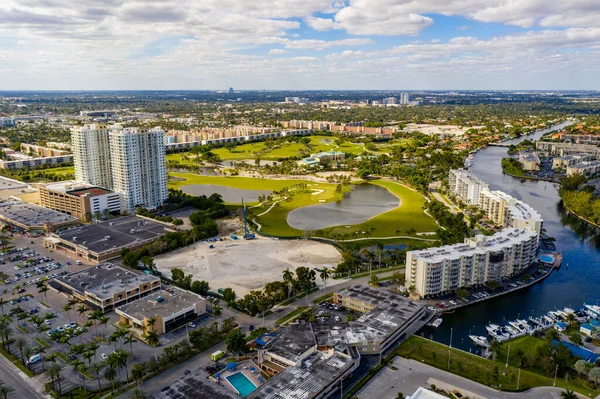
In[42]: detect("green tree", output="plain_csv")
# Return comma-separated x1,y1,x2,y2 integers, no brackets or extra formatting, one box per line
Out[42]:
222,287,236,305
225,329,248,358
104,366,117,394
319,267,330,290
488,339,502,360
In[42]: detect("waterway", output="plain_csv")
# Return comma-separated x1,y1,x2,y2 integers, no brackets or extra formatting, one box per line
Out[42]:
286,184,400,231
179,184,271,203
425,122,600,351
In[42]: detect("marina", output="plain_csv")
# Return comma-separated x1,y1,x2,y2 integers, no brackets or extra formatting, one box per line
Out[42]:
424,122,600,354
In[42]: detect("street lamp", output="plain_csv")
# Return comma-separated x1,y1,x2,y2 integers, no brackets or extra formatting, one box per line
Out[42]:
505,344,510,368
553,364,558,386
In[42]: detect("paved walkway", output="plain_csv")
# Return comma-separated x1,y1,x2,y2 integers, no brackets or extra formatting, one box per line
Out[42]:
356,357,596,399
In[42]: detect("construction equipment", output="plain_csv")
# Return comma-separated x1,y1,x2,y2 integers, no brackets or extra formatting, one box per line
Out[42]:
242,198,256,240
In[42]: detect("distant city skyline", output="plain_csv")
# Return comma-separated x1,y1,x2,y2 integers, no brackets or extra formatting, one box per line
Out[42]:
1,1,599,90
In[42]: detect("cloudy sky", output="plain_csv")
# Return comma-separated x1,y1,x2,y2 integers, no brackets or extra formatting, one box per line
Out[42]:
1,0,600,90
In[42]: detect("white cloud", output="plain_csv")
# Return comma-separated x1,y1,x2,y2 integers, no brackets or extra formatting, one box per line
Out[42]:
268,49,287,55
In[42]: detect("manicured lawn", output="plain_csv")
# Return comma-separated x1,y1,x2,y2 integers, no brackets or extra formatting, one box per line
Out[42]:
40,165,75,178
397,336,598,397
168,172,332,202
166,136,391,163
321,180,438,237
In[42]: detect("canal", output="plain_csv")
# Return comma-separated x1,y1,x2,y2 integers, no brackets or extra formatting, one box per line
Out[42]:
425,122,600,352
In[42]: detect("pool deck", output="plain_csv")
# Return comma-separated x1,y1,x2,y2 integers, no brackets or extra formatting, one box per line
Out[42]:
214,360,264,396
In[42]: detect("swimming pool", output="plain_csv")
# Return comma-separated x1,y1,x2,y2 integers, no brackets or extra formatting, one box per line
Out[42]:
540,254,554,263
226,372,257,397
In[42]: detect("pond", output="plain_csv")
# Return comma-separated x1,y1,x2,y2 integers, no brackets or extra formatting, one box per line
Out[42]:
286,184,399,231
180,184,271,203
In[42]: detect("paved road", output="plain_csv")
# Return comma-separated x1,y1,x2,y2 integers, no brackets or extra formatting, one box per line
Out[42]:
356,357,596,399
0,346,46,399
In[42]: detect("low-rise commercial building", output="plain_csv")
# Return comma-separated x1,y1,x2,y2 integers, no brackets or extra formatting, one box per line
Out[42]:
567,161,600,177
0,176,29,199
518,152,540,171
43,215,171,262
448,169,489,205
39,181,121,221
116,287,206,335
0,200,79,232
405,228,538,297
52,263,161,312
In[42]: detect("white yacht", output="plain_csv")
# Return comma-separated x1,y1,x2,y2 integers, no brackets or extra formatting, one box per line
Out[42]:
486,324,500,334
469,335,489,347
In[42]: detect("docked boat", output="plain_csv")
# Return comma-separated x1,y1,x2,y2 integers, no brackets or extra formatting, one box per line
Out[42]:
429,318,443,328
486,324,500,334
505,325,520,336
584,304,600,317
469,335,489,347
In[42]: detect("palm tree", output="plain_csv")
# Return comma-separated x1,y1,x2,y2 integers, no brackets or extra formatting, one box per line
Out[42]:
15,338,29,365
90,362,104,392
560,389,577,399
116,349,131,382
488,339,502,360
0,384,15,399
104,366,117,394
76,304,88,321
565,313,578,329
376,242,384,269
146,331,160,347
145,316,157,334
63,304,73,323
131,363,145,387
35,345,47,371
213,304,222,332
124,334,137,355
319,267,330,290
98,316,110,338
37,283,49,305
282,268,294,298
0,298,6,316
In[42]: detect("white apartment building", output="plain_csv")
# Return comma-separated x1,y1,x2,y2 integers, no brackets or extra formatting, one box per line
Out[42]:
406,228,538,297
566,161,600,177
72,124,112,188
108,127,168,211
72,125,168,212
478,189,543,237
448,169,489,205
552,154,594,170
399,92,410,105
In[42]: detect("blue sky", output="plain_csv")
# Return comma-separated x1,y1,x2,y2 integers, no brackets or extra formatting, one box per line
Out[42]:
1,0,599,90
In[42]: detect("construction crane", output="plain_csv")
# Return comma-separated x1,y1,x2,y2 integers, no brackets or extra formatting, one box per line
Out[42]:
242,198,255,240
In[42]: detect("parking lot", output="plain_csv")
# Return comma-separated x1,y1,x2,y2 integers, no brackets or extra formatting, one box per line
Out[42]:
315,300,360,323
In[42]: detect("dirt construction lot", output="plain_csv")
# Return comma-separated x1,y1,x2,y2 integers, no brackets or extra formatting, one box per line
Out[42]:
154,237,342,295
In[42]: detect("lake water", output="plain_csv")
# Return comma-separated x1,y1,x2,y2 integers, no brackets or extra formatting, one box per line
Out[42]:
425,121,600,351
179,184,271,203
286,184,399,231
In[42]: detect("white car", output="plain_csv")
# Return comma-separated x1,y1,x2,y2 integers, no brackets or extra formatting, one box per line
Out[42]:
101,353,108,360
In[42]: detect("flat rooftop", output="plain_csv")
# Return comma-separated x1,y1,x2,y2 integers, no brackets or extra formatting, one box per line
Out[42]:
150,370,237,399
117,287,204,321
54,215,168,255
248,351,354,399
0,200,78,227
55,263,159,300
409,228,538,263
0,176,28,191
263,323,316,364
43,181,113,197
320,285,424,344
